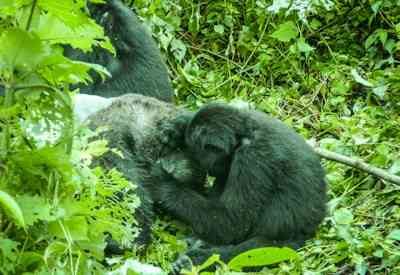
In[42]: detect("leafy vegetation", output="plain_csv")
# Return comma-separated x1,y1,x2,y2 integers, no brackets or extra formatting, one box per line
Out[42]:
1,0,400,274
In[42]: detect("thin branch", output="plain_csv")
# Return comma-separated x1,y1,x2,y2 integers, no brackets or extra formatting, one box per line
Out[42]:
26,0,38,31
314,147,400,185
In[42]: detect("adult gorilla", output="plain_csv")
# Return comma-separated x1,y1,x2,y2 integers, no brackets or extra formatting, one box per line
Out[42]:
0,0,174,101
65,0,174,102
80,94,206,254
153,103,327,269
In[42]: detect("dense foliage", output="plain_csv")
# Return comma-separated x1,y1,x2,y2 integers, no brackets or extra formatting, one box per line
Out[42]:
0,0,399,274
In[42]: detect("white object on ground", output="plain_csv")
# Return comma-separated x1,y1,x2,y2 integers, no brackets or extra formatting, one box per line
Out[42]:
73,94,115,123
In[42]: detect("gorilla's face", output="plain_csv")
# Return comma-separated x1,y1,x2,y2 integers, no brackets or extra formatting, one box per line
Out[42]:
185,103,244,177
187,136,234,178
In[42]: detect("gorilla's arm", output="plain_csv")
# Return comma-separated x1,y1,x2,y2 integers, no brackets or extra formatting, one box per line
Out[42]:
93,0,173,101
153,181,241,245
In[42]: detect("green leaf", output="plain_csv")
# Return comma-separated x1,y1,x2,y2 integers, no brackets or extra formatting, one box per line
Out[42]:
228,247,298,271
44,241,68,262
0,190,26,229
270,21,298,42
198,254,221,271
365,33,378,49
387,229,400,241
334,208,353,225
214,24,225,34
296,37,314,53
388,160,400,175
16,195,53,226
377,30,388,45
0,238,19,261
0,28,49,70
35,13,113,53
49,216,89,241
171,38,187,62
372,85,387,99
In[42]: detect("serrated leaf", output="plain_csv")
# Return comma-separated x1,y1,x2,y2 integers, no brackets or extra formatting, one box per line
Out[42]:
0,190,26,229
49,216,89,241
35,13,112,53
0,28,49,70
16,195,53,226
270,21,298,42
228,247,298,271
0,238,19,261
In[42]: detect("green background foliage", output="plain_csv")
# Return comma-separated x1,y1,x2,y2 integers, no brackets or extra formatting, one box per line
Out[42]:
0,0,400,274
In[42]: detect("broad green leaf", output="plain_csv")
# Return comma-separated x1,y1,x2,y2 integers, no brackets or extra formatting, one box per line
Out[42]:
387,229,400,241
0,190,26,229
365,33,378,49
372,85,387,99
18,252,44,271
0,238,19,261
378,30,388,45
296,37,314,53
16,195,53,226
388,160,400,175
228,247,298,271
270,21,298,42
49,216,89,241
35,13,113,53
44,241,68,262
214,24,225,34
0,0,13,8
198,254,221,271
334,208,353,225
0,28,49,70
171,38,187,62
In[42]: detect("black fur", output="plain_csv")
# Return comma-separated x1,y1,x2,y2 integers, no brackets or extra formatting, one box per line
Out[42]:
86,94,206,254
64,0,174,101
153,103,327,269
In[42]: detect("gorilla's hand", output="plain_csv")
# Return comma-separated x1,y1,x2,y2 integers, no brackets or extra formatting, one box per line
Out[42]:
171,254,193,275
151,159,171,181
172,247,215,274
159,111,194,148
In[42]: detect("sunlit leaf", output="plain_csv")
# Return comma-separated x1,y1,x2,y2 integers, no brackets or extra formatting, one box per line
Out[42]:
334,208,353,225
0,190,26,229
0,28,49,70
270,21,298,42
228,247,298,271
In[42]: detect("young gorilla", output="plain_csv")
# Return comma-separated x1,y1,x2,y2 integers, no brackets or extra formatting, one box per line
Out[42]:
64,0,174,102
153,103,327,270
85,94,206,254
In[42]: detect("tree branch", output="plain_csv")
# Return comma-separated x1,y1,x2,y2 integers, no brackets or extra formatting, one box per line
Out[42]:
314,147,400,185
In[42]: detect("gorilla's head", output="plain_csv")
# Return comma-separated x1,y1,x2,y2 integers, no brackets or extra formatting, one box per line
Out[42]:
158,152,206,188
185,103,248,177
